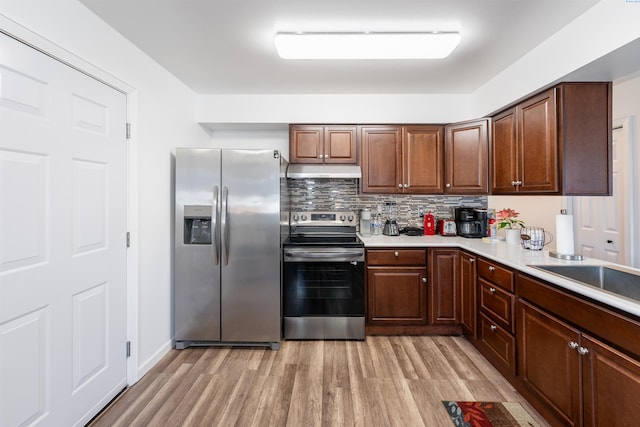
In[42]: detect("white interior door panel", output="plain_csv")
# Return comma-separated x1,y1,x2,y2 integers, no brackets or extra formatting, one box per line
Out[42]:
0,33,127,426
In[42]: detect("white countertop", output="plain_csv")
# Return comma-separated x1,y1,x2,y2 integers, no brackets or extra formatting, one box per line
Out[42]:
359,233,640,319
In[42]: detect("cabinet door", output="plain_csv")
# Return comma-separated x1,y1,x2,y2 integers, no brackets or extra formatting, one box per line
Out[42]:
444,119,489,194
491,107,518,194
428,249,458,324
361,126,403,193
518,299,581,427
582,334,640,427
366,267,427,325
324,126,357,164
518,88,559,193
458,251,476,337
403,126,444,193
289,125,324,163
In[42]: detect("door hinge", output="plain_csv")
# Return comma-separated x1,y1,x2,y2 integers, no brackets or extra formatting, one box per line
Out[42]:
126,122,131,139
126,231,131,248
126,341,131,358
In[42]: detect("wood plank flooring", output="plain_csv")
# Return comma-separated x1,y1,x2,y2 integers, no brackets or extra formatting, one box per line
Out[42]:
89,336,549,426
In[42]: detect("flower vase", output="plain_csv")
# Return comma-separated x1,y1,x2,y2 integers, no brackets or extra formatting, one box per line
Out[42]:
505,228,521,245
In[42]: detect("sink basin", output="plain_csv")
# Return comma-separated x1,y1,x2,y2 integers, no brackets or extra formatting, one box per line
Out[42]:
530,265,640,302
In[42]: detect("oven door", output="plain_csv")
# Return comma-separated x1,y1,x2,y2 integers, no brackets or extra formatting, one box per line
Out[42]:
283,247,365,317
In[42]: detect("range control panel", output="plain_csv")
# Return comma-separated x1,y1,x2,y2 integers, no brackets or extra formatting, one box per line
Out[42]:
290,211,357,226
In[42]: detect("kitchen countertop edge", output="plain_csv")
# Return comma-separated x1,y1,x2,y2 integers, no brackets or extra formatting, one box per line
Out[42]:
359,234,640,319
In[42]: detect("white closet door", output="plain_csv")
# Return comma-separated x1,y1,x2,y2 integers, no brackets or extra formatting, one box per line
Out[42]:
573,121,630,265
0,33,127,426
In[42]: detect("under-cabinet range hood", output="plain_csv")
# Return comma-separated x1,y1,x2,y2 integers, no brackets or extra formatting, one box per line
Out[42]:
286,164,362,179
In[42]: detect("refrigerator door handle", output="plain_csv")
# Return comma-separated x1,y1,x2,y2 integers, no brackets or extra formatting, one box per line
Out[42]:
212,185,219,265
221,186,229,266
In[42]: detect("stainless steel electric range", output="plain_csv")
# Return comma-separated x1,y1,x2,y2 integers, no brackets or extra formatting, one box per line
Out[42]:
282,211,365,340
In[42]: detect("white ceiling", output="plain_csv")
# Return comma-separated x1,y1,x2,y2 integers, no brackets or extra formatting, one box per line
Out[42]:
79,0,602,95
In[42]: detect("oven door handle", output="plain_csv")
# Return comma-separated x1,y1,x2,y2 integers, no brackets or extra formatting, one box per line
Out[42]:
284,250,364,258
283,248,365,262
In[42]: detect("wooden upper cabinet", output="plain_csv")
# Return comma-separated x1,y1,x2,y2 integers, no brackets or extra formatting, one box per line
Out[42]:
518,89,558,193
361,125,443,194
491,82,611,195
403,126,444,193
492,108,518,193
289,125,357,164
361,126,403,193
444,119,489,194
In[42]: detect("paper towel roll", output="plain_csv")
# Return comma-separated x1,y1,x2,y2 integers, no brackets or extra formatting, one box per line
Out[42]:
555,213,575,255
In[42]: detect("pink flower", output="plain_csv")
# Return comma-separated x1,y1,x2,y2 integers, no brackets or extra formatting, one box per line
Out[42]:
496,208,525,229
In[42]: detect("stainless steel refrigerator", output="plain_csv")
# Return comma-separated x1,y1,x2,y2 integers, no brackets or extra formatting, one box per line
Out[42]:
174,148,285,350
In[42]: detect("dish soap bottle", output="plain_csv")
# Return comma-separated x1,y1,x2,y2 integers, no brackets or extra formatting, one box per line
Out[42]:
424,211,435,235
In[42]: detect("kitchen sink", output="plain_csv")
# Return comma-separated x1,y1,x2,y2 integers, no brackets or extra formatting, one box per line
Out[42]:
530,265,640,302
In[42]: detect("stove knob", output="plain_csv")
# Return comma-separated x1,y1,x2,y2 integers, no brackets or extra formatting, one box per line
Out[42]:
292,214,299,222
340,215,346,221
301,214,308,221
347,215,354,222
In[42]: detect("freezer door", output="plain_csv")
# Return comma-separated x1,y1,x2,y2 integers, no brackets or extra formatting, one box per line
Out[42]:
175,148,221,342
221,149,281,343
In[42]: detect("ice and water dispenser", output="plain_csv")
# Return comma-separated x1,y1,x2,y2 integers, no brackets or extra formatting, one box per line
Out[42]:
183,205,212,245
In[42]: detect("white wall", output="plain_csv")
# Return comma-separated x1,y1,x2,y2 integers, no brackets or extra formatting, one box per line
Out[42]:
0,1,211,380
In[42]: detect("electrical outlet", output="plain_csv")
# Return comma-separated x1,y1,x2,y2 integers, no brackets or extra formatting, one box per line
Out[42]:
418,207,425,217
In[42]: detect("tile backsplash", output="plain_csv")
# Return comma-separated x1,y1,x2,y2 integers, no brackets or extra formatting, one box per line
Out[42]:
288,178,487,227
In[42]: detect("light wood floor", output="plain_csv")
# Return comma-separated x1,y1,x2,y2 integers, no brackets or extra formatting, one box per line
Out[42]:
89,336,549,426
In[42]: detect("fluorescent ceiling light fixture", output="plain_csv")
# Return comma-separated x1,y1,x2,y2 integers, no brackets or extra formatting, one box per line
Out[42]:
274,31,461,59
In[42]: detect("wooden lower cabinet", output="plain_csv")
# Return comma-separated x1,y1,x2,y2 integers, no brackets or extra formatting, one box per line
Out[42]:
366,249,428,328
518,299,581,426
518,273,640,427
428,248,458,325
366,266,427,325
458,251,477,338
582,334,640,427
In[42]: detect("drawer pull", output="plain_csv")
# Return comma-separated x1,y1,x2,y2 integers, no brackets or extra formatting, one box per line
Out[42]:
578,346,590,356
394,251,399,257
568,341,579,350
422,277,427,283
489,287,496,294
488,266,495,272
490,325,497,332
469,258,475,263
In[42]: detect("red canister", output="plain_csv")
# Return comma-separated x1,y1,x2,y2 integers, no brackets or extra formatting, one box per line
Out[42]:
424,211,435,235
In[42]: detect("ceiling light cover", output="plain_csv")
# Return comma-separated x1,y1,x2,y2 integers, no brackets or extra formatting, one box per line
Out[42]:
274,32,461,59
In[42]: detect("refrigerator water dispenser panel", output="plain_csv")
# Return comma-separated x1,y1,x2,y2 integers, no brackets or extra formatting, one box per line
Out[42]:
184,205,212,244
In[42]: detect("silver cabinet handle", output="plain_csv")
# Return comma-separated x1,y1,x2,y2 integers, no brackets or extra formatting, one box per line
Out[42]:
469,258,475,263
489,287,496,294
488,266,495,272
511,180,517,186
324,154,328,159
318,154,323,159
221,186,229,266
213,185,219,265
578,346,590,356
398,183,403,188
422,277,427,283
490,325,497,332
568,341,579,350
446,183,451,188
394,251,399,257
403,183,409,188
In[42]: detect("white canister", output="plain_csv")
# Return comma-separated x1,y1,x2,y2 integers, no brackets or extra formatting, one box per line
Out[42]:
360,209,371,236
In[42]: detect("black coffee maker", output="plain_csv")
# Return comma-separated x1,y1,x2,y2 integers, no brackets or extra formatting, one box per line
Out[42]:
454,207,489,238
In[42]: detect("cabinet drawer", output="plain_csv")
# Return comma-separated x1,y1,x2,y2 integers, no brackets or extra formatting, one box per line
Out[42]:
478,312,516,376
478,258,514,292
479,279,515,333
367,249,426,266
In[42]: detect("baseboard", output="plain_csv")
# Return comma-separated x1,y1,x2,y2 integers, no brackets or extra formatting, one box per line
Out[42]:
137,339,173,379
